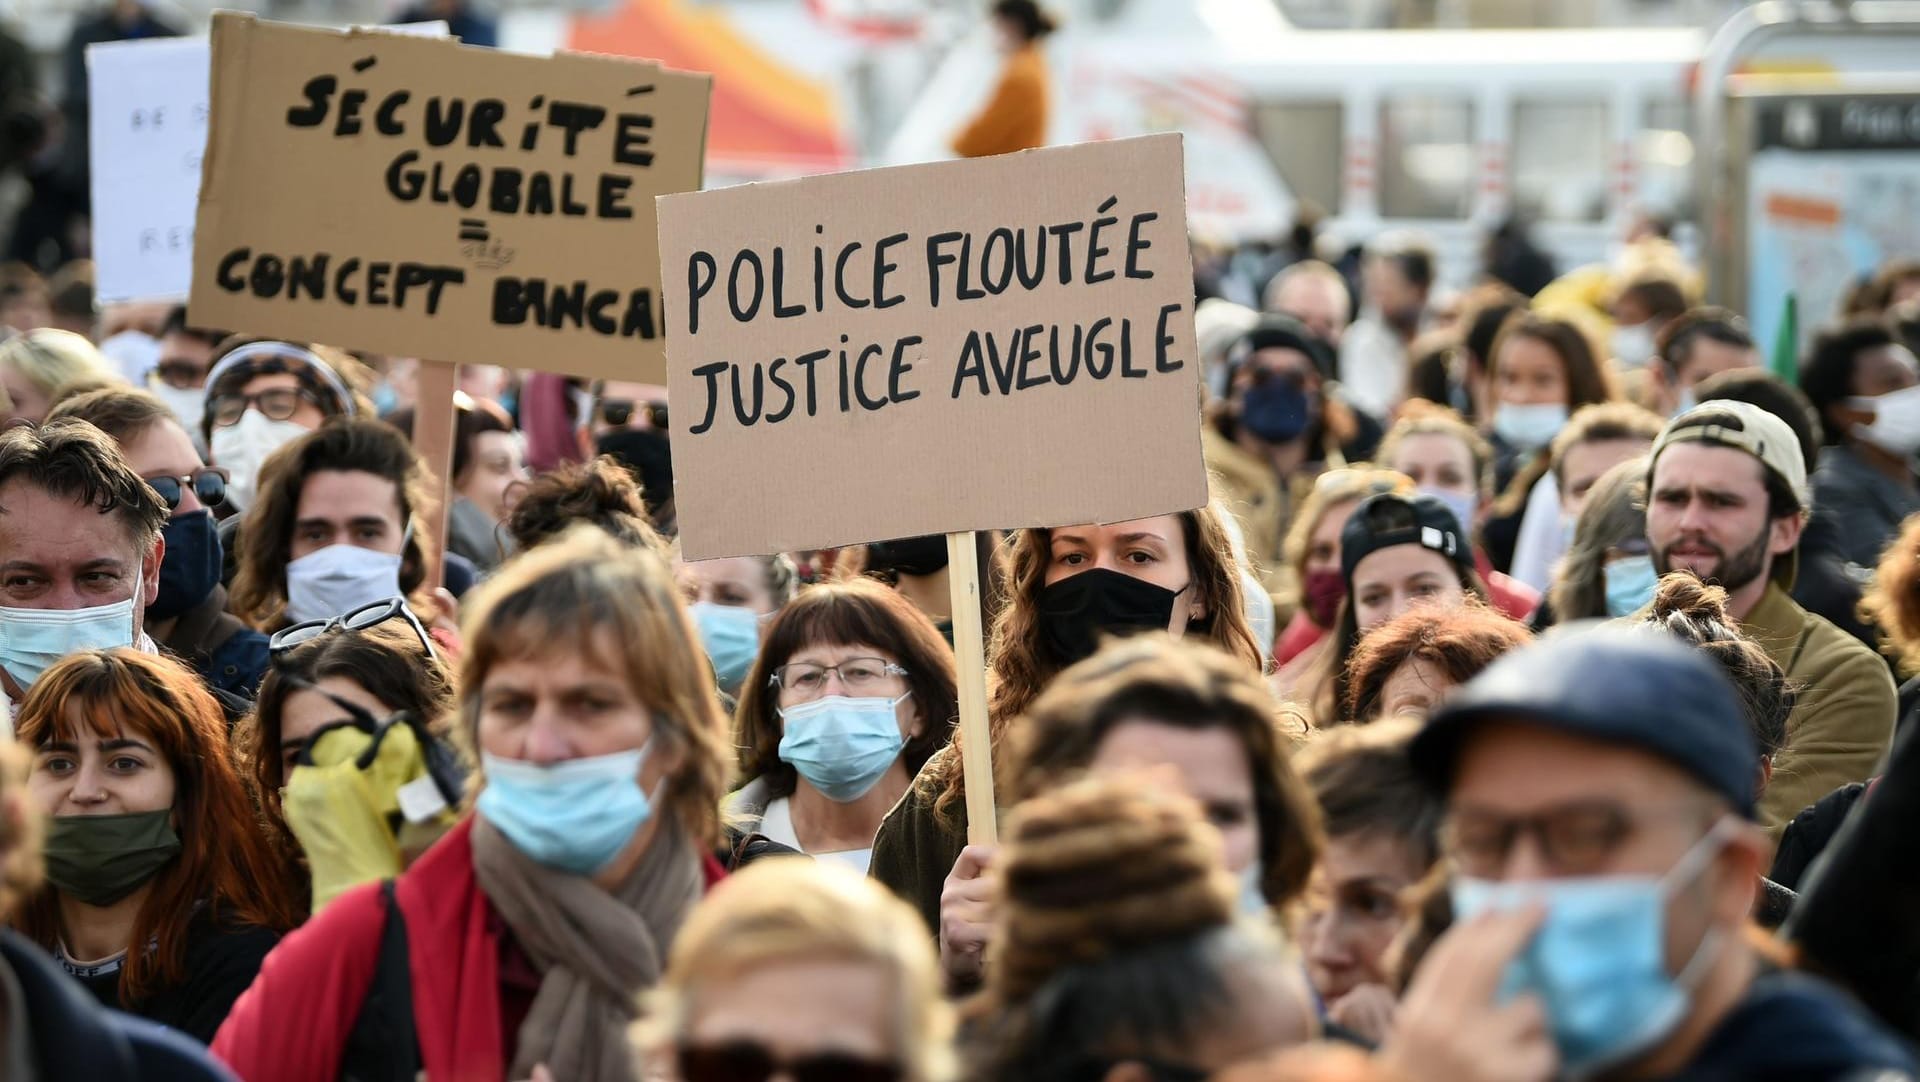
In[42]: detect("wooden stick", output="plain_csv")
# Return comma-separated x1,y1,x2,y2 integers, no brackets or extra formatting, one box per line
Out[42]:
411,359,459,592
947,530,998,846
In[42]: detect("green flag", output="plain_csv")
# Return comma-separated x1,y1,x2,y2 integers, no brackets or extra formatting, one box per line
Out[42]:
1770,292,1799,382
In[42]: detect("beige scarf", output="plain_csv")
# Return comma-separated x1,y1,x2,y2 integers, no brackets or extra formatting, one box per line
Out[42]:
471,814,703,1082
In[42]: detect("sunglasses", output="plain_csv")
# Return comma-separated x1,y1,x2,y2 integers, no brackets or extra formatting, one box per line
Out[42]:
676,1042,901,1082
268,596,438,663
283,678,467,808
146,467,227,511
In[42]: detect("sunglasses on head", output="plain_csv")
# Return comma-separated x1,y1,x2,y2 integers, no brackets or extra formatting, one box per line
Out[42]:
676,1042,901,1082
268,596,438,663
146,467,227,511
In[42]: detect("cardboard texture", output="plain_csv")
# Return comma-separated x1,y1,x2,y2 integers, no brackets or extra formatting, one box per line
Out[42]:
188,13,708,381
658,133,1207,559
88,23,448,305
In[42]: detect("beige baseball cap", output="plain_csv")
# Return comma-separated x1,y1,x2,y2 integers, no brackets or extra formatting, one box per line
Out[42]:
1648,398,1810,508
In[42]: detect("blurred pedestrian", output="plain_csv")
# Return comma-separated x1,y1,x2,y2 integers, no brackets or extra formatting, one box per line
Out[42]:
389,396,525,572
1650,307,1758,417
0,327,118,426
1798,319,1920,569
1339,234,1437,421
677,554,797,698
1548,455,1652,623
951,1,1055,158
1271,468,1410,674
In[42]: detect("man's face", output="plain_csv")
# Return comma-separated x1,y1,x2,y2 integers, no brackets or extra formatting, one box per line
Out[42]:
290,470,406,561
1673,338,1757,398
1270,275,1350,345
1363,258,1423,322
156,331,216,390
120,419,210,518
1447,720,1745,976
1647,443,1793,593
0,478,160,616
1559,437,1650,521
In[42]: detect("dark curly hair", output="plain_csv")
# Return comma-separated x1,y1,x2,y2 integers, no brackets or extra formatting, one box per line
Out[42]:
503,455,667,555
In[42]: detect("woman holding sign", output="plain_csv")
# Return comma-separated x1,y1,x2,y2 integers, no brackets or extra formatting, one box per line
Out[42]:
729,580,957,874
869,504,1263,981
214,529,732,1082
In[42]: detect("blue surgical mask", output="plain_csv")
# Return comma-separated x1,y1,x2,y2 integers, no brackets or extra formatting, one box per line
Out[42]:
151,510,222,621
1492,402,1569,453
691,602,761,696
475,745,659,875
1450,819,1734,1078
1604,554,1659,618
1238,860,1268,918
1419,486,1478,537
777,694,909,802
1239,377,1314,443
0,570,142,691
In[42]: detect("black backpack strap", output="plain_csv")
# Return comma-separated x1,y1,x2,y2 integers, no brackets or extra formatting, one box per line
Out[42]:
338,880,420,1082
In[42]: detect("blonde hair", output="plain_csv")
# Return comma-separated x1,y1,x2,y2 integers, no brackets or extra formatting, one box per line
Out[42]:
0,741,40,922
1280,468,1411,589
457,526,730,846
638,857,956,1082
0,328,117,415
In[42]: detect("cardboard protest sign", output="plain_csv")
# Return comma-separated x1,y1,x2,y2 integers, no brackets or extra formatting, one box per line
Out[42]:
657,133,1206,560
88,23,447,305
188,13,708,381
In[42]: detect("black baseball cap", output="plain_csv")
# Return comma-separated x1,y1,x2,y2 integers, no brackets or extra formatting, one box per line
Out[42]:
1339,492,1472,584
1409,627,1758,817
1232,314,1335,380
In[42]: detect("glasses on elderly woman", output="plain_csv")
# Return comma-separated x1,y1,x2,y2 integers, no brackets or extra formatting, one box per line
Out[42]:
769,658,909,697
676,1041,901,1082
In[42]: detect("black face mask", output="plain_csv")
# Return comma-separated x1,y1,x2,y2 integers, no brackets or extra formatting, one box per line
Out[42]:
1038,567,1185,668
867,534,951,577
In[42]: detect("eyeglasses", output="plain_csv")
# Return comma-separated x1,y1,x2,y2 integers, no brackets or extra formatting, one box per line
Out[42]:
208,387,318,428
154,360,206,390
146,467,227,511
676,1042,901,1082
269,596,438,664
770,657,909,695
1443,801,1663,879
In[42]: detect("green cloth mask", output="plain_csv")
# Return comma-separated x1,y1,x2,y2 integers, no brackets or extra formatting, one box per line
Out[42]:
44,811,181,907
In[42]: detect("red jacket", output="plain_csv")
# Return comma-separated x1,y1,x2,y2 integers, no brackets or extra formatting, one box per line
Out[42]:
213,816,725,1082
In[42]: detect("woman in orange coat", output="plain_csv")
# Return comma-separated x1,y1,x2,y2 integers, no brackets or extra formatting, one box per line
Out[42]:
952,0,1055,158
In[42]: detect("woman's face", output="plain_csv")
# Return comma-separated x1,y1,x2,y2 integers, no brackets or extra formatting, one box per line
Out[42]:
1086,719,1258,879
677,556,777,615
30,705,177,818
457,430,525,524
1389,433,1475,499
675,957,899,1081
1302,832,1427,1002
1,365,49,427
774,641,921,741
277,676,397,777
1351,546,1465,631
1303,500,1360,578
1493,335,1570,408
476,631,669,773
1375,656,1452,719
1044,515,1203,627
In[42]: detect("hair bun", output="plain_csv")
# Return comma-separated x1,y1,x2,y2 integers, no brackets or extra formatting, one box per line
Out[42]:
987,776,1235,1006
1649,570,1733,634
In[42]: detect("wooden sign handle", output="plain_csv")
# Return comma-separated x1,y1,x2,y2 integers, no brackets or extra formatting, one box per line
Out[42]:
947,531,998,846
411,359,459,593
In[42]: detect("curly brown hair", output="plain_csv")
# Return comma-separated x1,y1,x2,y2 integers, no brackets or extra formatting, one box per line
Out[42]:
916,505,1264,834
1864,511,1920,676
1002,633,1322,908
1340,602,1531,723
504,455,667,556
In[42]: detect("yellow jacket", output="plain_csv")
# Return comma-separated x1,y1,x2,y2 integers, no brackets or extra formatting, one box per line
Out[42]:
1204,424,1294,606
953,45,1049,158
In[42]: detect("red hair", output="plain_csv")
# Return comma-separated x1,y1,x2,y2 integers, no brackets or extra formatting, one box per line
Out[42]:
15,649,300,1000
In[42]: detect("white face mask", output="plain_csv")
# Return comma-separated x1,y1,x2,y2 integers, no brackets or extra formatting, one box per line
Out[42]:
284,544,405,624
1611,322,1657,369
1849,384,1920,455
1492,401,1570,453
210,409,310,512
150,382,207,435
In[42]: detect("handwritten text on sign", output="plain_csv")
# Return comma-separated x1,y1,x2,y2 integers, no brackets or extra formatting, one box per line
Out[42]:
659,134,1207,559
189,13,708,381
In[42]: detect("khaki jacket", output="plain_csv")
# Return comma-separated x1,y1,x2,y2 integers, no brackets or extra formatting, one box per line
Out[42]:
1203,424,1307,609
1742,583,1897,832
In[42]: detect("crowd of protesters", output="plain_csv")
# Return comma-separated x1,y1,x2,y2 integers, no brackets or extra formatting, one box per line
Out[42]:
0,1,1918,1080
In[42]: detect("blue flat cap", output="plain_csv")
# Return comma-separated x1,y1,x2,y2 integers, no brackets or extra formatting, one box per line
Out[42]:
1409,627,1759,816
